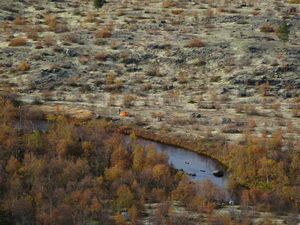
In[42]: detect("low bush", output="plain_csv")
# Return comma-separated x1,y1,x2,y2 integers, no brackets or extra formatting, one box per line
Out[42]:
9,37,27,46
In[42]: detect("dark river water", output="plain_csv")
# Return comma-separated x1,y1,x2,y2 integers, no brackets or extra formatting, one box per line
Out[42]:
134,138,228,190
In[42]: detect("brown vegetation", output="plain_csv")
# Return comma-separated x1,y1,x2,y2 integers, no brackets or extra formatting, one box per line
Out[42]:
9,37,27,46
186,38,205,47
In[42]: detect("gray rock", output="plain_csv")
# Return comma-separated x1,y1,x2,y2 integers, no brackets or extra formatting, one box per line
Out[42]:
65,49,79,57
238,89,247,97
222,118,232,124
192,112,202,118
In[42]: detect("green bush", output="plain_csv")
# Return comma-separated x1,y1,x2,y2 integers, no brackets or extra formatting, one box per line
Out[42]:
276,21,289,41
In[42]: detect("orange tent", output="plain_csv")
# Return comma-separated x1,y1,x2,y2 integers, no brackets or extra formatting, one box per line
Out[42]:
119,111,129,117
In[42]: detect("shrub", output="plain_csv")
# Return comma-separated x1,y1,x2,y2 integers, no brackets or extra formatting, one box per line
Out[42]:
95,28,112,38
43,35,56,47
85,12,96,23
162,1,172,8
288,0,300,3
171,9,184,15
276,21,289,41
123,94,135,108
13,16,26,25
94,0,104,9
61,32,78,43
18,61,30,71
186,38,205,47
94,52,107,61
9,38,27,46
260,24,274,32
26,27,39,40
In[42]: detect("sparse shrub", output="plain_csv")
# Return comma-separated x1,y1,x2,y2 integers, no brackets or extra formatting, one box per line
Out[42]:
260,24,275,32
106,72,116,85
288,0,300,3
186,38,205,47
13,16,26,25
177,73,188,84
26,27,39,40
41,90,53,101
94,0,104,10
44,13,55,24
123,94,135,108
204,9,214,18
43,35,56,47
110,40,118,49
95,28,112,38
276,21,289,41
162,1,172,8
18,61,30,71
85,12,96,22
61,32,78,43
146,67,161,77
291,104,300,117
9,37,27,46
94,52,107,61
251,10,260,15
171,9,184,14
259,82,270,96
79,56,89,65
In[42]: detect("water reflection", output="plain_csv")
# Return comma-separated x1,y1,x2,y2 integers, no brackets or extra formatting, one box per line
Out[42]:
135,138,228,190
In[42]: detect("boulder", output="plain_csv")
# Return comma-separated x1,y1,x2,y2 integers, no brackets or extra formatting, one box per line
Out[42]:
213,170,224,177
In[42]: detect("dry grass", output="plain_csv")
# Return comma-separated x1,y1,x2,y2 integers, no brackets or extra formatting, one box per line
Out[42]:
95,28,112,38
9,37,27,46
186,38,205,47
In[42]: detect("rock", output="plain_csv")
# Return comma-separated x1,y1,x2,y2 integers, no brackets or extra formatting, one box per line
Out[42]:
148,44,170,49
222,118,232,124
284,90,292,99
95,113,101,119
238,89,247,97
5,16,15,21
122,58,140,65
121,212,130,221
248,46,262,53
220,87,230,94
213,170,224,177
65,49,79,57
192,112,202,118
